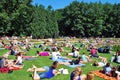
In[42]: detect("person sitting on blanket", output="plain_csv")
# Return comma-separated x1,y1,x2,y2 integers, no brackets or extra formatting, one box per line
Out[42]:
57,47,64,52
67,48,79,58
90,47,99,58
0,56,9,68
70,66,92,80
51,48,61,61
111,50,119,62
103,63,112,76
51,48,70,62
116,51,120,63
14,52,23,65
81,53,92,62
27,61,60,80
0,55,23,71
116,66,120,80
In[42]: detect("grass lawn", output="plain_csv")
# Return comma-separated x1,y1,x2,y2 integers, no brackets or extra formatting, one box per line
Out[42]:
0,44,119,80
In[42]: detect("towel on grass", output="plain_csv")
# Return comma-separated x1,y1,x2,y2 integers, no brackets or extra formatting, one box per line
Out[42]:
91,70,117,80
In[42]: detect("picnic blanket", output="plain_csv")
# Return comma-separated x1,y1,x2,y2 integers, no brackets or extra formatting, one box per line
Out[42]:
52,57,72,62
0,67,10,73
64,63,85,68
10,67,21,70
91,70,117,80
23,56,37,60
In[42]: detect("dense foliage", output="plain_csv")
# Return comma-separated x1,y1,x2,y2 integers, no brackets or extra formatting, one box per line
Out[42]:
0,0,119,38
58,1,120,37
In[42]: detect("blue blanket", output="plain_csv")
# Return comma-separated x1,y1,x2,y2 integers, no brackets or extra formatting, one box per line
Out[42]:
23,58,37,60
65,63,85,68
52,57,72,62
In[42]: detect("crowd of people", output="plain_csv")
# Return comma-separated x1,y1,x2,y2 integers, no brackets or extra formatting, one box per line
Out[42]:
0,36,120,80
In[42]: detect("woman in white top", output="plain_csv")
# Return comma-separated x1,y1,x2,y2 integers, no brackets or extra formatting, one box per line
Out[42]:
14,53,23,65
73,49,79,58
52,48,59,61
117,51,120,63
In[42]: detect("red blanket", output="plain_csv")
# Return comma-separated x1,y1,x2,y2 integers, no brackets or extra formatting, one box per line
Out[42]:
91,70,117,80
0,67,10,73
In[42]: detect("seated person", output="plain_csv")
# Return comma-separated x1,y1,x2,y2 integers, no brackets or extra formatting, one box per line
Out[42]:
90,47,99,58
57,47,64,52
51,48,70,62
0,56,11,73
111,50,120,63
39,43,46,50
111,67,117,77
10,46,20,55
117,51,120,63
80,43,85,48
81,53,92,62
116,66,120,80
103,63,112,76
0,55,23,71
0,56,7,68
27,61,60,80
14,53,23,65
111,50,119,62
67,48,79,58
73,49,80,58
70,66,94,80
51,48,60,61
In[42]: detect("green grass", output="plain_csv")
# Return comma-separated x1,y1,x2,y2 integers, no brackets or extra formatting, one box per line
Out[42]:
0,45,119,80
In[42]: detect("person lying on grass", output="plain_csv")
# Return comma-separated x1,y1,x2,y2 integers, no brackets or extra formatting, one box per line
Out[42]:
16,51,50,60
59,57,85,65
36,51,51,56
27,61,60,80
92,57,107,67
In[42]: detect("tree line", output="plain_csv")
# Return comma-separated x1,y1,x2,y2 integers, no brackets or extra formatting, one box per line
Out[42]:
0,0,120,38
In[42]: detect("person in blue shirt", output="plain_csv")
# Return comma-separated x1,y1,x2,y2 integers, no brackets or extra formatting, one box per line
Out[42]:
70,66,87,80
28,61,60,80
70,66,82,80
0,56,5,68
103,63,112,76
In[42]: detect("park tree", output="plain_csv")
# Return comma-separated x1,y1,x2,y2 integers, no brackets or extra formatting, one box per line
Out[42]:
30,5,59,38
57,1,119,37
30,5,47,38
0,0,33,36
110,4,120,37
0,0,119,38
